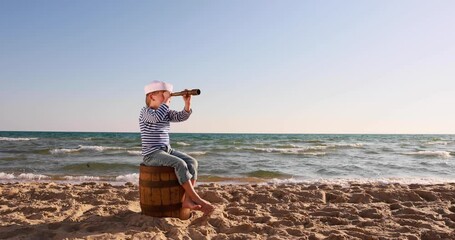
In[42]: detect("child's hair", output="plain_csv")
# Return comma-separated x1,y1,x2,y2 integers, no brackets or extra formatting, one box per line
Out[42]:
145,93,150,107
145,92,159,107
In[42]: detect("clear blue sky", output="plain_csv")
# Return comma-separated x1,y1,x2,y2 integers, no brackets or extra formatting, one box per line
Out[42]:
1,0,454,133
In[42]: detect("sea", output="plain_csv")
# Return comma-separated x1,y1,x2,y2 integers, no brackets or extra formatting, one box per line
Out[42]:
1,131,454,185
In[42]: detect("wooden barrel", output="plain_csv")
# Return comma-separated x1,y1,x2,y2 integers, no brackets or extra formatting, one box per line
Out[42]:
139,165,190,219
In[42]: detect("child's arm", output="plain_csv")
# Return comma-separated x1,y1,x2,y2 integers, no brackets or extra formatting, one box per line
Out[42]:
169,108,191,122
169,94,192,122
183,93,191,112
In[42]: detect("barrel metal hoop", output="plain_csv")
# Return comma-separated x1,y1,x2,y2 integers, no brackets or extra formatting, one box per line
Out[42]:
139,179,180,188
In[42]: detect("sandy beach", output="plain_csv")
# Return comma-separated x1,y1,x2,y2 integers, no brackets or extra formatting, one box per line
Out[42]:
1,182,454,240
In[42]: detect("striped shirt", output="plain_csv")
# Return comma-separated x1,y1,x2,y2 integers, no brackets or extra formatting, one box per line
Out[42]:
139,104,192,156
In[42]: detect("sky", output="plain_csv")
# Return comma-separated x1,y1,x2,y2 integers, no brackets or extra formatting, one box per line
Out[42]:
1,0,454,134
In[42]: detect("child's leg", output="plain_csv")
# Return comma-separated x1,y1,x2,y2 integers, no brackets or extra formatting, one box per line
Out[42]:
143,150,193,185
169,149,198,182
168,150,214,214
143,150,214,215
167,149,212,212
180,180,214,215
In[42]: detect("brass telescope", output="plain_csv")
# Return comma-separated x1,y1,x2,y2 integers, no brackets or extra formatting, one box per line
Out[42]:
171,89,201,96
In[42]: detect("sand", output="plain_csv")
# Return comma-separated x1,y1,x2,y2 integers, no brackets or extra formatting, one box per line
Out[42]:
1,181,455,240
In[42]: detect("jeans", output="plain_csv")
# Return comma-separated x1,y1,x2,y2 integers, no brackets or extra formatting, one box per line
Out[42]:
142,148,198,185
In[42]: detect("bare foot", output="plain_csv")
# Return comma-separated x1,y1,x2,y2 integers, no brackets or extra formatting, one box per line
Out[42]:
200,201,215,216
182,197,202,210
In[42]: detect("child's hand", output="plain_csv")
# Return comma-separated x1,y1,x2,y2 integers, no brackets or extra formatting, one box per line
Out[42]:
183,89,192,112
182,90,192,103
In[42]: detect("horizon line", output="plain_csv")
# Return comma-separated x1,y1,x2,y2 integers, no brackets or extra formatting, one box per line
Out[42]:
1,130,454,135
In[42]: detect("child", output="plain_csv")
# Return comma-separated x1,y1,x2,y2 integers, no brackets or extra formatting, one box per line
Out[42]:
139,80,214,215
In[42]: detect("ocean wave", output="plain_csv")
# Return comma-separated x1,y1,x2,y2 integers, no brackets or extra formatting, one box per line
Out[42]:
127,150,142,156
302,140,325,144
425,141,451,145
267,177,455,186
116,173,139,183
0,172,138,184
316,168,341,176
241,146,326,155
306,146,328,150
286,139,325,144
0,172,15,179
0,172,138,183
244,143,363,153
188,151,207,156
0,172,49,180
175,141,190,146
328,143,364,148
2,172,455,186
276,143,300,148
0,137,38,141
50,145,131,154
402,151,452,158
79,145,125,151
64,176,101,181
50,148,80,154
303,152,327,156
244,147,294,153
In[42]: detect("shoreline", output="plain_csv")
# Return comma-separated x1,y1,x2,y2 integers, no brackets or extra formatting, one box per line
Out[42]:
1,182,455,239
2,171,455,186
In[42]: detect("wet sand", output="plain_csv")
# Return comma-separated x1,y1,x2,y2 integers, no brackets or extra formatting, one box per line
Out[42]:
1,182,455,239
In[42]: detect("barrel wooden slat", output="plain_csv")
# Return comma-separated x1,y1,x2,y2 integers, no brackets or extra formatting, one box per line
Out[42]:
160,172,172,217
168,171,181,218
139,165,190,219
150,171,162,213
170,182,182,218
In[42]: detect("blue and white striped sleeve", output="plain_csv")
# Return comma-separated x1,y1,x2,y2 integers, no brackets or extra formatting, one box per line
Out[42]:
169,109,192,122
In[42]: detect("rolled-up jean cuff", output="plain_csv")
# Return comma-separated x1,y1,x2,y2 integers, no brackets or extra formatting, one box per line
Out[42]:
143,150,195,185
179,172,193,185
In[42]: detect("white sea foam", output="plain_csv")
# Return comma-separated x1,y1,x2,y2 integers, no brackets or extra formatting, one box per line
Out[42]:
50,148,80,154
425,141,450,145
328,143,365,148
64,176,101,181
0,172,50,180
50,145,128,154
0,172,15,180
248,147,297,154
402,151,452,158
267,177,455,186
175,142,190,146
79,145,125,151
0,172,133,183
188,151,207,156
306,146,328,151
18,173,50,180
127,150,142,155
115,173,139,184
0,137,38,141
277,143,300,148
244,143,362,155
244,146,326,155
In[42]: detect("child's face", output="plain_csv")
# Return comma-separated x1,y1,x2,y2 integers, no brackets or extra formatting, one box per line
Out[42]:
150,90,169,102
